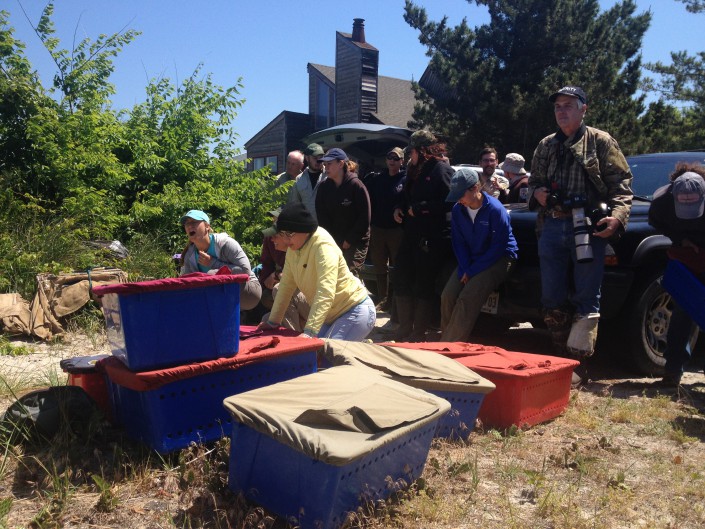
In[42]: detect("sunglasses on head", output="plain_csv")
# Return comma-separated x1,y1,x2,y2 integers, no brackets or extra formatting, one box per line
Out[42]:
386,155,401,161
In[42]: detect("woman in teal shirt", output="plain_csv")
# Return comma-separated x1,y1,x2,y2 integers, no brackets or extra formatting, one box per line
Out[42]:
179,209,262,310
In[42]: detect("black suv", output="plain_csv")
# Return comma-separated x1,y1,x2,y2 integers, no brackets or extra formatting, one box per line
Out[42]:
490,151,705,375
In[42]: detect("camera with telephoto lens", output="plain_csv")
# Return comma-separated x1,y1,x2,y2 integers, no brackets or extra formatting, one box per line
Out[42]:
565,194,594,263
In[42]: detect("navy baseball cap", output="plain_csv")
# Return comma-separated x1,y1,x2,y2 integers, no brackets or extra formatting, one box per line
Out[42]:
549,86,587,105
319,148,348,162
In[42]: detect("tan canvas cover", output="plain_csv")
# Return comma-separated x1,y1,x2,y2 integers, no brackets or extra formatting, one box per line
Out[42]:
0,268,127,340
320,339,496,394
223,365,451,466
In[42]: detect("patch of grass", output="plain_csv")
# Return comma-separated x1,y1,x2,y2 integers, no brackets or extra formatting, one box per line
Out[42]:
0,336,33,357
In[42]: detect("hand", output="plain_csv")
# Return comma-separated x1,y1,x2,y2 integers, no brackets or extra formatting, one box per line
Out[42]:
460,273,470,285
407,207,415,217
393,208,404,223
533,188,549,207
593,217,620,239
256,320,279,331
197,250,212,267
342,240,351,250
263,273,278,290
298,332,313,338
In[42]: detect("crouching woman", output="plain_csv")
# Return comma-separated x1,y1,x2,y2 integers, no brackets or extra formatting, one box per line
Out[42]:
257,203,376,340
179,209,262,310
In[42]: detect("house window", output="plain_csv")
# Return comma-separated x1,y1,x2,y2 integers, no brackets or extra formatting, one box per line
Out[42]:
253,156,278,171
316,78,335,129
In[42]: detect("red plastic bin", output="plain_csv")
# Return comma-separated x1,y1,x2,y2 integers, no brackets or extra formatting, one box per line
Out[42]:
60,354,112,419
384,342,579,429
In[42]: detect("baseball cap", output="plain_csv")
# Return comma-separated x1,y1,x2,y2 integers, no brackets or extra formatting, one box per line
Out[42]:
672,172,705,219
446,167,480,202
387,147,404,159
180,210,210,225
501,153,527,175
408,130,437,150
261,225,278,238
268,207,282,218
303,143,324,157
319,148,348,162
549,86,587,105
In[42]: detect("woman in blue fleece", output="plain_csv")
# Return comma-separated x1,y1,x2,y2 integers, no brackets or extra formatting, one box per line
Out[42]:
179,209,262,310
440,168,518,341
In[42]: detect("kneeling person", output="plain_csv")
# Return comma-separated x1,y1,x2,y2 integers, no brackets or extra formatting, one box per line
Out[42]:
441,168,518,341
257,203,376,340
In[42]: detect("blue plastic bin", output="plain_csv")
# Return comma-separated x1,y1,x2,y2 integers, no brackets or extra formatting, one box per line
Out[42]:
662,260,705,330
99,281,241,370
224,366,450,529
106,350,317,453
229,419,437,529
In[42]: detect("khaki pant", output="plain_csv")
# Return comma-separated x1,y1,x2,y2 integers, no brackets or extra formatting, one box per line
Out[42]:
440,257,514,342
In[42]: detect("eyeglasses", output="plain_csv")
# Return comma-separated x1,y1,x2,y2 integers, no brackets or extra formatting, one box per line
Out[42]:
386,156,401,161
278,230,296,240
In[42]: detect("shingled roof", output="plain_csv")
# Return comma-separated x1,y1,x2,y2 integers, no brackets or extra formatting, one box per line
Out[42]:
307,64,415,128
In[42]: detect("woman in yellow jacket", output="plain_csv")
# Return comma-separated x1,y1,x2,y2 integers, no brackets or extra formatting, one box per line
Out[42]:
257,203,376,340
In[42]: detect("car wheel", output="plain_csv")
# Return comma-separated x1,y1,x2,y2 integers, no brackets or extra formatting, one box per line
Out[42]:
623,273,699,376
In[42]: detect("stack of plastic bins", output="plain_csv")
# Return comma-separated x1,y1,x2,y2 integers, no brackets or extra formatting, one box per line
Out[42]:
60,354,112,419
320,339,495,439
223,365,450,529
383,342,579,430
92,272,249,371
662,259,705,329
98,335,320,453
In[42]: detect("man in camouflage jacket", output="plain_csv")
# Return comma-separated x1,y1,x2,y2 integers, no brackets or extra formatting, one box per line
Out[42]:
528,86,633,385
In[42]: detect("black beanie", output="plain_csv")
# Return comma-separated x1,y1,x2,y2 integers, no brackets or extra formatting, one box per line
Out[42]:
276,203,318,233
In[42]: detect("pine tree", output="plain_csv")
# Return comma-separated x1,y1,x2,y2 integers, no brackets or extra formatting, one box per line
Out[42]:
403,0,651,162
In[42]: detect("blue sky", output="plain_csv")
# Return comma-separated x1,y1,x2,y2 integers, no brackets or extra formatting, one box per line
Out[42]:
6,0,702,151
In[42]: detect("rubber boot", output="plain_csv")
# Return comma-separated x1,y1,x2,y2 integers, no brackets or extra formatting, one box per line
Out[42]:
566,313,600,359
392,296,414,341
566,313,599,388
409,299,435,342
543,308,573,356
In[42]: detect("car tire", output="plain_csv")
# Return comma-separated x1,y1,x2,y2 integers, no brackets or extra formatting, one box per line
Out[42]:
617,271,699,376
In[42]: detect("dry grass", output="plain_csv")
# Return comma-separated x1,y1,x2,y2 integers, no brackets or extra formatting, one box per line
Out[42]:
1,330,704,528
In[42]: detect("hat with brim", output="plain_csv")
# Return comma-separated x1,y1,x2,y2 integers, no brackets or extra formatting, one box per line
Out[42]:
180,209,210,225
549,86,587,105
501,153,527,175
304,143,325,156
673,172,705,219
446,167,480,202
268,207,282,218
319,148,348,162
261,225,278,238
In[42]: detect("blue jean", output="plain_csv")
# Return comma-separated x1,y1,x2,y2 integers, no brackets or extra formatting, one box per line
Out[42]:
318,297,376,341
538,217,608,315
664,300,698,376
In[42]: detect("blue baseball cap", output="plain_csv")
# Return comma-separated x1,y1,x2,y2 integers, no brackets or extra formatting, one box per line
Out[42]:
446,168,480,202
319,148,348,162
180,210,210,225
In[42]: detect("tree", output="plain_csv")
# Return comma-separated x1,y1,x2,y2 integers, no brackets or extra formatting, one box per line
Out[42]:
403,0,651,161
642,1,705,149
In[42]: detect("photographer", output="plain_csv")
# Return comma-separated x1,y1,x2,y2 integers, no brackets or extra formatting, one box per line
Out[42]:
528,86,633,386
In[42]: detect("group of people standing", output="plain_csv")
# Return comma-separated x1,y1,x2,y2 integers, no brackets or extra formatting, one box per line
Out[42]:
175,83,704,388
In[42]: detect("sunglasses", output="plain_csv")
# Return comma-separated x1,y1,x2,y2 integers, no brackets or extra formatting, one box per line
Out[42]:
386,156,401,161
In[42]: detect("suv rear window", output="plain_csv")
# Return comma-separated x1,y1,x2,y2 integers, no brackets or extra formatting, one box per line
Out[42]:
628,152,705,198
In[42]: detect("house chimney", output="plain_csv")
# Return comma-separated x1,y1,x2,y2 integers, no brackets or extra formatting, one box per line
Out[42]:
352,18,366,44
